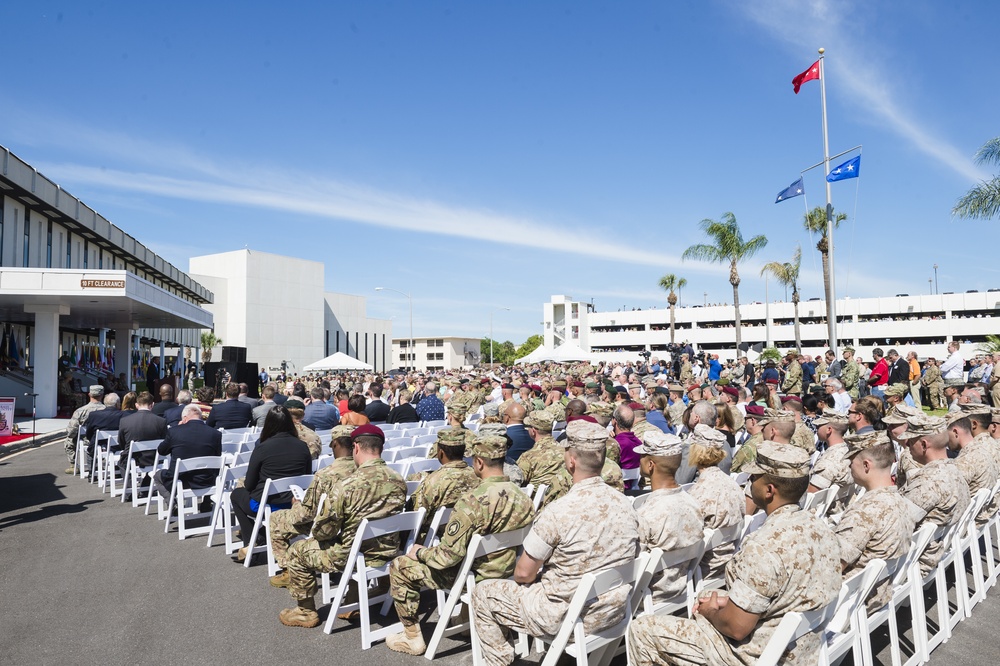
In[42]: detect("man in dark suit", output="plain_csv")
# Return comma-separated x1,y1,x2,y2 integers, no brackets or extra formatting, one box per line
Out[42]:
152,384,176,416
386,389,420,424
238,383,261,408
163,390,193,428
118,391,169,472
152,404,223,500
206,383,253,429
364,384,391,423
303,387,340,430
145,357,160,391
502,402,534,463
83,393,126,464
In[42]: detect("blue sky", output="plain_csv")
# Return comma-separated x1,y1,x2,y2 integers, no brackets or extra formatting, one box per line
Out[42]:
1,1,997,343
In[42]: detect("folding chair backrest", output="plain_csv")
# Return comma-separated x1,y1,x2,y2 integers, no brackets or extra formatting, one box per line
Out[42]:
261,474,315,503
129,438,163,456
730,471,750,485
314,455,336,472
384,436,414,450
234,451,253,466
424,507,453,547
632,492,652,511
387,461,410,478
802,486,832,512
407,458,440,477
893,523,936,588
405,480,421,497
174,455,224,478
421,420,446,428
413,434,437,447
532,484,548,512
395,445,429,460
827,558,887,635
356,510,426,555
756,601,837,666
738,511,767,549
703,522,742,551
622,467,641,482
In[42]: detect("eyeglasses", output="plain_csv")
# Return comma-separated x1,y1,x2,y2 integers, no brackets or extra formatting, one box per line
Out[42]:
848,410,859,415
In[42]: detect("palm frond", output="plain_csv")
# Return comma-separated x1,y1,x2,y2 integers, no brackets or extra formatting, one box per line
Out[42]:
682,244,724,263
952,177,1000,220
975,137,1000,167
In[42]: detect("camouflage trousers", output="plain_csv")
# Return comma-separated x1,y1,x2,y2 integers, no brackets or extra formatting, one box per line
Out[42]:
388,555,457,624
64,438,78,464
627,614,737,666
268,504,314,569
285,538,348,601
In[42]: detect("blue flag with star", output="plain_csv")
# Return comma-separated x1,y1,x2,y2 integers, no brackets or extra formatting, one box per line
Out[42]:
775,177,804,204
827,155,861,182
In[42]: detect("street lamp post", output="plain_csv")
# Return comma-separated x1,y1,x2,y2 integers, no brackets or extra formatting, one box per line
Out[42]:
489,307,510,366
375,287,413,371
933,264,939,295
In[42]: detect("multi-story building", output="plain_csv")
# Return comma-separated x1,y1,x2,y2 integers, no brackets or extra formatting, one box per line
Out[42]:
543,293,1000,364
0,144,213,417
391,337,481,372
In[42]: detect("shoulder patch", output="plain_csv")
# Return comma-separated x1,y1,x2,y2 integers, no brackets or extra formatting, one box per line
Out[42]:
446,520,461,536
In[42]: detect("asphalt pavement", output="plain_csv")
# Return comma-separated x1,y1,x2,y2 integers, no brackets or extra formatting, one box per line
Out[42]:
0,441,994,666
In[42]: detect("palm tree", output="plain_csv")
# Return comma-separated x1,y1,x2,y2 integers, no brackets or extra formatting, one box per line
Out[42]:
657,273,687,344
761,246,803,352
953,137,1000,219
682,213,768,357
200,331,223,365
803,205,847,314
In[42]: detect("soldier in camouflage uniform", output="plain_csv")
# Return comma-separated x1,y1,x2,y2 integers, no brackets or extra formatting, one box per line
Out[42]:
283,398,322,458
841,346,861,400
807,409,852,513
425,405,477,461
269,426,357,586
883,404,924,487
679,354,694,386
63,385,108,473
921,359,944,410
585,401,619,463
896,417,970,576
630,403,660,444
409,428,479,537
730,404,765,473
686,424,745,579
278,424,407,628
627,441,842,666
516,408,571,508
779,396,818,454
718,386,745,433
385,435,535,655
948,408,1000,526
473,420,640,666
781,352,803,396
635,430,705,602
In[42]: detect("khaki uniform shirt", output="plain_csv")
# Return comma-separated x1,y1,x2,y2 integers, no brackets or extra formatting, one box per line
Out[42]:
790,423,816,454
520,476,639,635
517,435,570,507
955,437,1000,525
312,458,407,567
835,486,916,610
295,422,323,459
637,488,704,601
900,458,970,576
688,466,745,579
417,475,535,581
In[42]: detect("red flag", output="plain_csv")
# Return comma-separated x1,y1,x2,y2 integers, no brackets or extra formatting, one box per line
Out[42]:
792,60,820,94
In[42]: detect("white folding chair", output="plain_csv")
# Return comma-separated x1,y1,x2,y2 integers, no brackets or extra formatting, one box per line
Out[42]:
120,438,164,506
91,429,119,487
314,455,335,473
406,480,421,499
639,540,707,617
387,461,410,478
952,488,992,615
421,420,446,428
205,463,249,553
424,526,532,660
385,436,414,449
631,492,652,511
423,507,453,548
515,554,650,666
73,427,89,479
694,522,742,592
242,474,315,572
755,600,837,666
413,434,437,447
856,524,936,666
407,458,441,478
321,510,426,648
163,456,225,540
984,479,1000,589
394,445,431,461
220,440,242,465
622,468,641,484
969,480,1000,608
233,451,253,466
737,511,767,550
817,558,887,666
532,484,549,512
730,471,750,485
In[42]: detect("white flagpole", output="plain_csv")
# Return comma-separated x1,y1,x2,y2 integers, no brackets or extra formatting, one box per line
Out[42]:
818,47,838,355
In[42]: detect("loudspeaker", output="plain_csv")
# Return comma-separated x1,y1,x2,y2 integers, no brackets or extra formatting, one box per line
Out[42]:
221,346,247,363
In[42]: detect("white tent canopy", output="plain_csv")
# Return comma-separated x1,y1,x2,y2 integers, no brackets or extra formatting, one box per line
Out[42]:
514,344,552,365
302,352,374,372
517,342,594,364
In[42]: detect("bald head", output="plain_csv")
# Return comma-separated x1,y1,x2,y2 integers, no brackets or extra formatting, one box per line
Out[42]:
613,404,634,431
565,399,587,418
505,402,526,424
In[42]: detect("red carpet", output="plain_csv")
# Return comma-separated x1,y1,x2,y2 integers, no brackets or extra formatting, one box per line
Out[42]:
0,434,33,446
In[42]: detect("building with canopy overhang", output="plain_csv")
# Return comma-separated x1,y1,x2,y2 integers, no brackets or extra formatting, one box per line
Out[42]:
0,145,214,418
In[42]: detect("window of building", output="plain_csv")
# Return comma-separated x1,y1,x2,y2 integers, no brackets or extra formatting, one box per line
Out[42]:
98,248,103,269
46,221,53,268
572,303,579,317
400,340,409,348
22,211,30,267
0,205,4,264
572,326,579,339
83,240,89,269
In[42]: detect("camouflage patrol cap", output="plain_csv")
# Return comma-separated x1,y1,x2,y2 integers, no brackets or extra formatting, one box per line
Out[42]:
482,402,500,417
585,401,614,418
991,408,1000,425
330,425,356,439
551,380,567,389
469,435,508,460
477,423,508,438
741,441,811,478
635,430,683,457
688,423,727,450
843,346,856,354
844,430,892,458
895,415,948,441
523,409,556,431
884,383,910,397
642,377,658,387
667,383,685,393
812,408,849,427
757,408,796,426
959,403,992,416
89,384,105,396
561,420,609,452
436,427,468,446
881,404,922,425
447,402,467,417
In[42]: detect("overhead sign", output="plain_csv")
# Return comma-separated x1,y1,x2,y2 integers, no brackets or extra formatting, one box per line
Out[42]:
80,279,126,289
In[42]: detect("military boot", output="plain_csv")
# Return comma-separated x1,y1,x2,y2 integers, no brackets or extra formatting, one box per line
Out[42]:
269,570,290,588
386,623,426,655
279,597,320,628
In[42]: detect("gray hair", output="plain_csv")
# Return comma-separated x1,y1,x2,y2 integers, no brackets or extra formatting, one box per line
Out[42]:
177,389,193,406
424,381,437,395
827,378,843,391
690,400,718,426
182,404,204,420
103,393,120,408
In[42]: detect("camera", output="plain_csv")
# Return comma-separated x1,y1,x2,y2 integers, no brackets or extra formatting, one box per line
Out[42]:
638,350,651,359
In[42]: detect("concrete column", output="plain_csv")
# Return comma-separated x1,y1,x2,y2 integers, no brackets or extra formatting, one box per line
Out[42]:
196,347,202,377
159,340,165,370
24,304,70,418
112,327,133,390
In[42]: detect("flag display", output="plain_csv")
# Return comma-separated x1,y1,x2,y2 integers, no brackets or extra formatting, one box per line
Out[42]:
792,60,820,94
775,177,805,203
827,155,861,181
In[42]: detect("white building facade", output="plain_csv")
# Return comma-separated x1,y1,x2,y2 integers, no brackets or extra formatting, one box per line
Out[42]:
543,293,1000,364
391,336,481,372
190,250,392,374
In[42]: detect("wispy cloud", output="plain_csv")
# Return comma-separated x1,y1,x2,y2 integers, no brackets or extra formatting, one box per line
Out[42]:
740,0,988,183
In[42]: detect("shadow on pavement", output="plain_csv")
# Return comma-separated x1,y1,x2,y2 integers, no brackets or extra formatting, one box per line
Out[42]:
0,498,101,530
0,472,67,514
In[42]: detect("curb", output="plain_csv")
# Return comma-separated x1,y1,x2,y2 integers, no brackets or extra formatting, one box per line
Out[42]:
0,431,65,459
